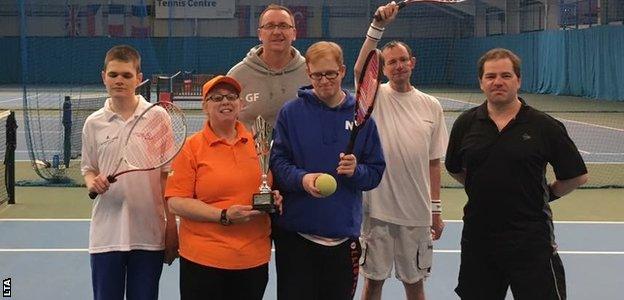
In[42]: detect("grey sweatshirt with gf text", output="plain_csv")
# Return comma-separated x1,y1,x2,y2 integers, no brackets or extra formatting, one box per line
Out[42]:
228,45,310,128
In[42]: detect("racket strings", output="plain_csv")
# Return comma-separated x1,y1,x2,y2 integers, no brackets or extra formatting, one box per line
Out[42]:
356,55,381,125
124,103,187,170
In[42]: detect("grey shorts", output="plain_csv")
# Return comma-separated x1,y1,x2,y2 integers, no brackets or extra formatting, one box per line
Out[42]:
359,217,432,284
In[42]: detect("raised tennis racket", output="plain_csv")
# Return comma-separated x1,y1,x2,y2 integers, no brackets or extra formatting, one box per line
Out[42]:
88,101,187,199
374,0,467,21
345,49,382,154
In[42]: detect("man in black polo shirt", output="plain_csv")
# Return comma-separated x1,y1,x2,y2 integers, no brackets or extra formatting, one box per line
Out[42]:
445,48,588,300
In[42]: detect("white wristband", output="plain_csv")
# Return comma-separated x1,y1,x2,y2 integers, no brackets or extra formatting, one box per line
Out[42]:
432,200,442,214
366,24,384,41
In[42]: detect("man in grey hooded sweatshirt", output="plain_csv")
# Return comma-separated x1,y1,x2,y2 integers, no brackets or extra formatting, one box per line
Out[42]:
228,4,310,128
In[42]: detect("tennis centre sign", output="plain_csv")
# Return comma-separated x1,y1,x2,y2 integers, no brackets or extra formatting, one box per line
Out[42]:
155,0,235,19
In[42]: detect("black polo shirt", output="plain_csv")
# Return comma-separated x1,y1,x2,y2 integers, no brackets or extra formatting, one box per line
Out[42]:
445,99,587,249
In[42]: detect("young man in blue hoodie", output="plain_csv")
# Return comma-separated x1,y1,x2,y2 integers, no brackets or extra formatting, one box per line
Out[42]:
270,41,386,300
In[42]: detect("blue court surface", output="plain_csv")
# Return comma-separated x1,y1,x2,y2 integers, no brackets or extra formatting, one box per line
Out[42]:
1,220,623,299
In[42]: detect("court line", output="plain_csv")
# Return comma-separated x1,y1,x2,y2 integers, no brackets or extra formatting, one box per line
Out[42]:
0,97,22,103
15,157,620,164
441,97,624,132
442,97,624,162
578,151,624,156
0,248,88,252
562,118,624,133
14,149,622,155
434,250,624,255
1,249,622,255
2,219,623,224
439,98,477,105
558,251,624,255
548,221,624,224
446,220,624,225
0,218,90,221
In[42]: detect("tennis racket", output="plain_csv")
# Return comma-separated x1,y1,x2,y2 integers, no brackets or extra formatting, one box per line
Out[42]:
345,49,382,154
88,101,187,199
374,0,467,21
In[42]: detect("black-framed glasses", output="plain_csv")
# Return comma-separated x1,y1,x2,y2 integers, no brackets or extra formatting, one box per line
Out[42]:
206,93,239,102
309,70,340,81
259,23,294,31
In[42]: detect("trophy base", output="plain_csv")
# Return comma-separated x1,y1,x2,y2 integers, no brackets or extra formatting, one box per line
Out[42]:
253,192,276,213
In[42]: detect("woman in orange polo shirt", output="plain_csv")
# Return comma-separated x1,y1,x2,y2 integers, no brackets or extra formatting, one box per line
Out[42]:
165,75,281,300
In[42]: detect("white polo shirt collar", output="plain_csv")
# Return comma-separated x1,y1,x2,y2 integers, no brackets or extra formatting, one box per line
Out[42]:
102,95,150,122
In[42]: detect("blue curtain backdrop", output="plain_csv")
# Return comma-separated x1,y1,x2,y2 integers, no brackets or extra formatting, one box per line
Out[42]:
4,26,624,101
453,26,624,101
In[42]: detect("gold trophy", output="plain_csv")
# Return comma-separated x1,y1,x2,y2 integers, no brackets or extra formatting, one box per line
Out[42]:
252,116,276,213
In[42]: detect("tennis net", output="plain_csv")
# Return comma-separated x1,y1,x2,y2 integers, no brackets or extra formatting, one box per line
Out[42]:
0,110,17,205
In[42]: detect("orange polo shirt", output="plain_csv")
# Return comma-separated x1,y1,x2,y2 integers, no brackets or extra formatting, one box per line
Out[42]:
165,121,271,270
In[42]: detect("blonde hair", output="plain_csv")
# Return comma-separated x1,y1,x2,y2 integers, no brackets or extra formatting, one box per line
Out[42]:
305,41,343,66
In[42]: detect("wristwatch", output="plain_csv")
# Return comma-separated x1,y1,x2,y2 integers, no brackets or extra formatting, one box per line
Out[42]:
220,208,231,226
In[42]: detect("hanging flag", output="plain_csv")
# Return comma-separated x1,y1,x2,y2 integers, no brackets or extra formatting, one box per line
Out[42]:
108,4,125,37
86,5,101,36
65,5,81,37
131,5,148,18
291,6,308,38
237,5,250,37
130,1,150,37
289,6,308,38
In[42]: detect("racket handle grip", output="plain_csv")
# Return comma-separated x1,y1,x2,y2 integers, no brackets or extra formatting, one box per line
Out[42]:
345,141,355,155
373,0,408,21
87,176,116,200
345,130,358,155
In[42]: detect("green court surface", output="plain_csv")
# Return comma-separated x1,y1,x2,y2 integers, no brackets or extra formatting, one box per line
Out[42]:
442,188,624,222
2,185,622,222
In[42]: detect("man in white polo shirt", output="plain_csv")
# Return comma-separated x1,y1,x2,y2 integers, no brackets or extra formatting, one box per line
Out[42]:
354,3,449,300
81,45,178,300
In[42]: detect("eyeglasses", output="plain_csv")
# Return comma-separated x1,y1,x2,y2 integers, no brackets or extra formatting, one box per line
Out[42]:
206,93,239,102
309,70,340,81
259,23,294,31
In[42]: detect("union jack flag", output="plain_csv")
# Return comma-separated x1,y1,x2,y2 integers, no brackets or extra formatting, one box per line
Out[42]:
65,5,81,37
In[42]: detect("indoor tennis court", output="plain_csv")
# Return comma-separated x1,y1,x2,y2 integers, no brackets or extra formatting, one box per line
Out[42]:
1,0,623,299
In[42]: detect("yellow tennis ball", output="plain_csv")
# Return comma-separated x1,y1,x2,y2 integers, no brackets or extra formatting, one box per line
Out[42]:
315,174,337,197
